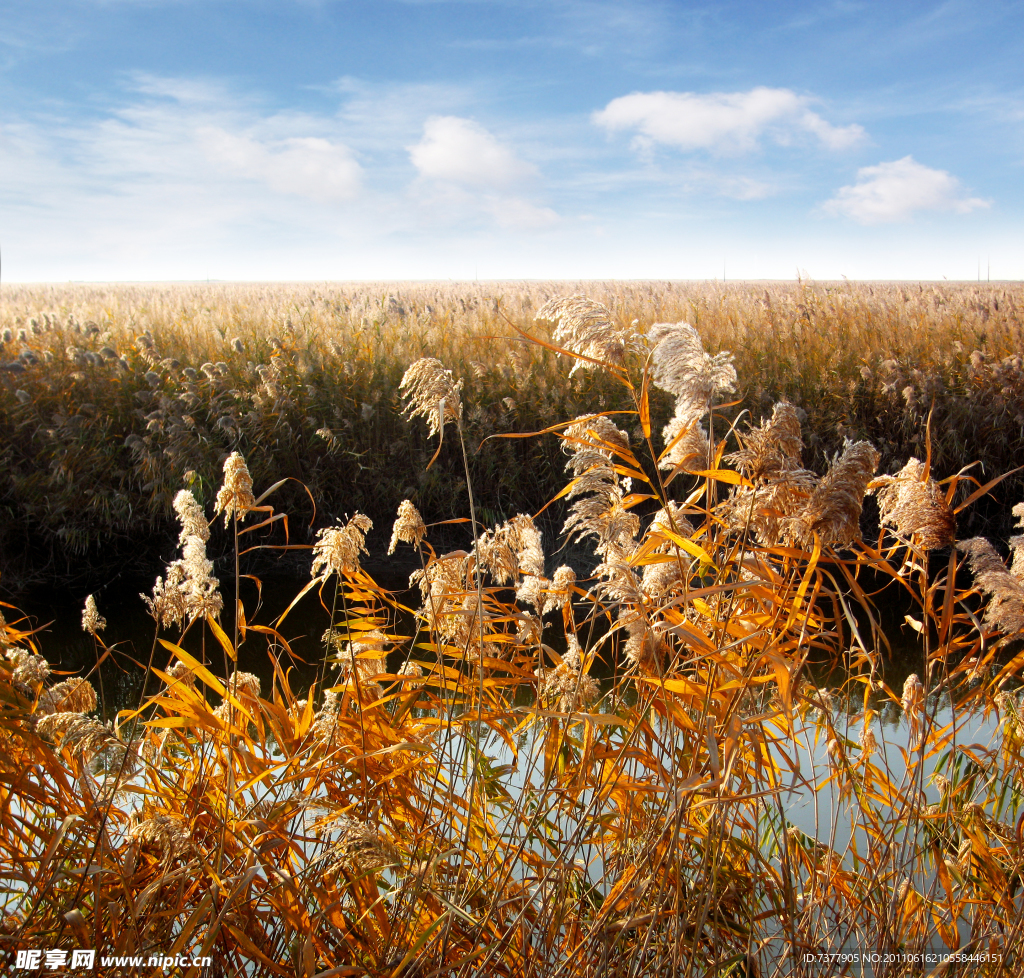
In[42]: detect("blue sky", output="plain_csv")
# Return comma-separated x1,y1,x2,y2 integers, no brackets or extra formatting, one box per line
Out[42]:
1,0,1022,281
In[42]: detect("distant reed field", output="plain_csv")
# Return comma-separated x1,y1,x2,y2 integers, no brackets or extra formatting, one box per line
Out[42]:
3,292,1024,974
1,280,1022,591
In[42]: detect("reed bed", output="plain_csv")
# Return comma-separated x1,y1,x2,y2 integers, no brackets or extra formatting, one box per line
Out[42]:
3,294,1024,976
1,280,1023,591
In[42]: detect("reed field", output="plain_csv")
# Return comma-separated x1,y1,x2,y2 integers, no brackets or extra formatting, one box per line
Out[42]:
3,288,1024,977
1,280,1023,592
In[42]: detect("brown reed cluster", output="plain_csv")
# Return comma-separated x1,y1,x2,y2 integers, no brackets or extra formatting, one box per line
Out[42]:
4,280,1024,592
6,286,1024,976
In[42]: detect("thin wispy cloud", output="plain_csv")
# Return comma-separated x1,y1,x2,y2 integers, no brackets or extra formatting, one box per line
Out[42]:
199,130,362,202
593,87,866,155
822,156,990,224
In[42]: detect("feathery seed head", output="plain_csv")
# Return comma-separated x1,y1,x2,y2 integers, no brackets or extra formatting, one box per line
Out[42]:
323,817,397,878
312,513,373,578
649,501,696,541
873,458,956,550
515,574,547,615
180,536,224,619
535,294,640,375
37,713,115,757
214,451,256,527
859,723,877,759
81,595,106,635
142,565,188,630
783,440,879,549
334,630,388,683
129,814,192,859
622,616,665,674
542,658,599,713
543,565,576,615
165,661,196,689
8,648,50,686
648,321,736,416
388,500,426,554
957,537,1024,637
659,403,711,473
173,489,210,545
901,673,924,716
563,415,630,458
400,358,463,438
727,401,804,482
39,678,98,715
476,514,545,584
225,671,261,699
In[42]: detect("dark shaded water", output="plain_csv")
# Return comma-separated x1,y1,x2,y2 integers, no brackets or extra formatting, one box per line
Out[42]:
11,570,375,716
11,561,934,727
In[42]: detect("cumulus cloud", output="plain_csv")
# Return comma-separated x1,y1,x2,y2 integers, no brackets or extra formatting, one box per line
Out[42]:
407,115,558,230
593,87,865,154
821,156,990,224
199,129,362,202
409,115,537,188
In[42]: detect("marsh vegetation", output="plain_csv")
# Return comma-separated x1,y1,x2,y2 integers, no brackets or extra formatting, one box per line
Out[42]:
2,280,1023,590
2,286,1024,975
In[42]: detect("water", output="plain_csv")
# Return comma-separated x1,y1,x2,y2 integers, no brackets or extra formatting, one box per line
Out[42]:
8,574,1014,975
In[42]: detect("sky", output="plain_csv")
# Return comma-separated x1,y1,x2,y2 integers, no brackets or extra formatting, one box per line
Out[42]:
1,0,1022,282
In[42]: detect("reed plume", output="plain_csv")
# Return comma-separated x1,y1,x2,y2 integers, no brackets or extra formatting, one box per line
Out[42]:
542,565,576,614
873,458,956,550
659,405,711,473
7,648,50,686
719,402,816,541
728,400,803,481
400,357,463,438
1009,501,1024,578
648,321,737,417
214,451,256,526
173,489,211,544
783,439,879,549
36,713,116,759
536,294,640,375
957,537,1024,637
332,629,388,684
322,817,397,877
38,678,97,715
475,513,545,584
80,594,106,635
128,814,193,860
410,551,471,645
311,513,373,578
388,499,427,554
142,487,223,626
541,636,598,713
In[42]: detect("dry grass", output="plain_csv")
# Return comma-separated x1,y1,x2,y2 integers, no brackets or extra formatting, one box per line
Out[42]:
2,280,1023,590
2,296,1024,975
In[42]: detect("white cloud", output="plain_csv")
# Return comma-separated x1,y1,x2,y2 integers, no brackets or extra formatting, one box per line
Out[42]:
409,115,536,188
407,116,558,230
593,87,865,154
198,129,362,202
821,156,990,224
485,195,560,229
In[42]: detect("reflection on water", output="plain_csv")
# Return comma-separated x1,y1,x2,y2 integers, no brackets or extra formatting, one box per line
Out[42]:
11,573,1016,975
